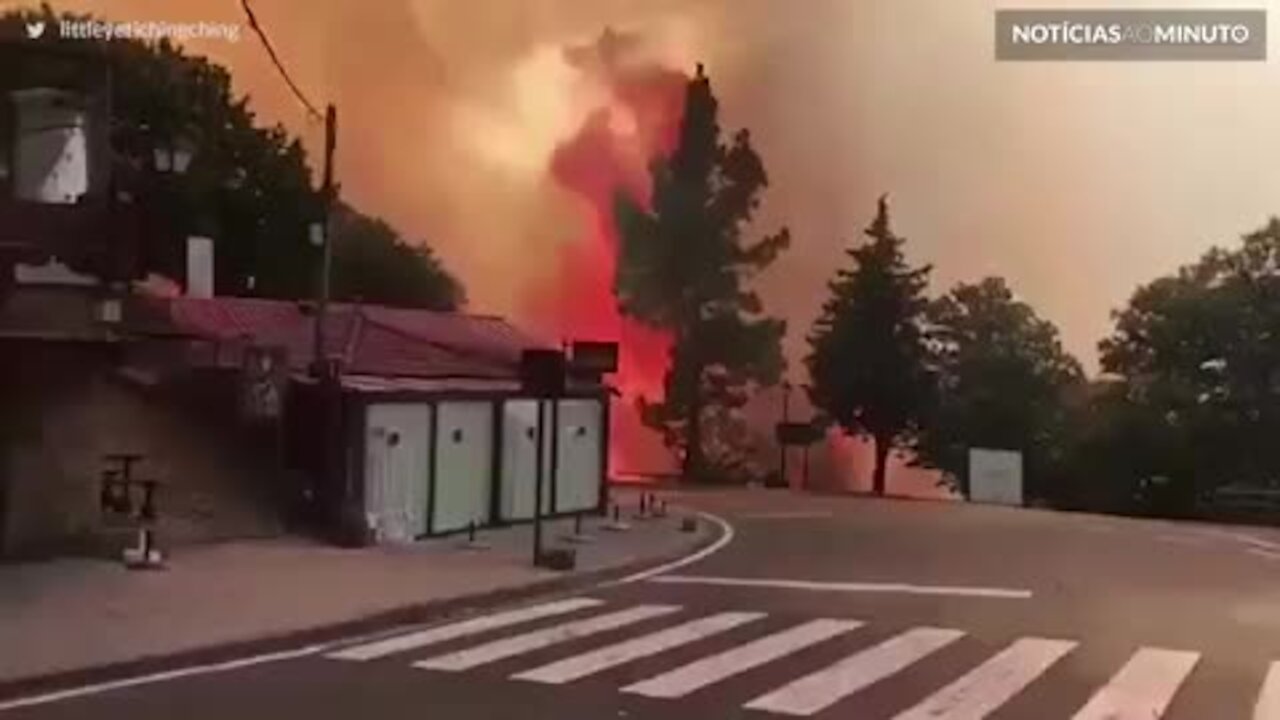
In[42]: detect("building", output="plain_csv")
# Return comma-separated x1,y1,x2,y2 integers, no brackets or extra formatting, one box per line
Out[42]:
0,40,611,557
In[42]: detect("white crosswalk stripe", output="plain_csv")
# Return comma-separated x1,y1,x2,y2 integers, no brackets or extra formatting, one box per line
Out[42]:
1070,647,1199,720
1256,662,1280,720
413,604,680,672
326,597,604,661
892,637,1077,720
324,600,1279,718
744,627,966,716
622,618,862,699
513,611,765,684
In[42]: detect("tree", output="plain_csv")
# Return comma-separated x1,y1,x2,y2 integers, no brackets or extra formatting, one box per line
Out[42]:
806,196,932,495
329,203,463,310
911,277,1084,499
1098,218,1280,508
614,65,790,483
1,5,461,307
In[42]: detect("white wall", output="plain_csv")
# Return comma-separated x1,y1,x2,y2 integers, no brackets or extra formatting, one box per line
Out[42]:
186,237,215,298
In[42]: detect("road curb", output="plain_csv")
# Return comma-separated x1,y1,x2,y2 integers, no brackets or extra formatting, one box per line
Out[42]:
0,516,724,704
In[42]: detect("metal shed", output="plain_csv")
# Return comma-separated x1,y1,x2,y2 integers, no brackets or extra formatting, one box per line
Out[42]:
347,376,609,542
133,296,612,545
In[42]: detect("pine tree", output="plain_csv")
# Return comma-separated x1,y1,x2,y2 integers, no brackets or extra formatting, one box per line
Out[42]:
806,196,932,495
615,65,790,482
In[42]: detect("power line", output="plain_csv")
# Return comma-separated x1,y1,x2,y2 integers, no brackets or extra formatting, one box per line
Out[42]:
239,0,323,122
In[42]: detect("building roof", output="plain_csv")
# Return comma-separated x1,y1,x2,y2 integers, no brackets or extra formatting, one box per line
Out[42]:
132,295,550,380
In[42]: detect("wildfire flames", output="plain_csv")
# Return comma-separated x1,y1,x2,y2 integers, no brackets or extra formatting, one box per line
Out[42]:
524,31,688,476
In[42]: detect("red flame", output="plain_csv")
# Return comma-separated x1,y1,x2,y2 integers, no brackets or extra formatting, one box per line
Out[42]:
527,42,687,476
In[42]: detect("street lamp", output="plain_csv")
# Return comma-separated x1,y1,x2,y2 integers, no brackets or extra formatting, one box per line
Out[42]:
151,133,196,175
146,130,213,297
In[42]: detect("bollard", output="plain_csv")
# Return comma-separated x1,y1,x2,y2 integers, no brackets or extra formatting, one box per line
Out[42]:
460,519,490,551
653,497,668,518
562,512,596,545
604,502,631,532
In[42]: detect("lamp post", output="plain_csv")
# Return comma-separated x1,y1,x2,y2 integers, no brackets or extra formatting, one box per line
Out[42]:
144,129,199,288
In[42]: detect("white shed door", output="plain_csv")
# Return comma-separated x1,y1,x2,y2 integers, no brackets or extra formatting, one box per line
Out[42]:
499,400,552,521
433,401,494,533
555,399,603,514
364,403,431,542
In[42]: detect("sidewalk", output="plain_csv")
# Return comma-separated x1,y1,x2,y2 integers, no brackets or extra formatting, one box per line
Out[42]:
0,489,712,690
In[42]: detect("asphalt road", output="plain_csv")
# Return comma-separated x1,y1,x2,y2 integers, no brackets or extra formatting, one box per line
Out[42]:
4,490,1280,719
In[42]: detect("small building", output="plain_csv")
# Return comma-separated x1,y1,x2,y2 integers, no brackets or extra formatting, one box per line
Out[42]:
135,296,611,545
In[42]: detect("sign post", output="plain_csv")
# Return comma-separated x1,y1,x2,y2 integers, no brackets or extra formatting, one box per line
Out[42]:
520,349,566,567
775,420,823,489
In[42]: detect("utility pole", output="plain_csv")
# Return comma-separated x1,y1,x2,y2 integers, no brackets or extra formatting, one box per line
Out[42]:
780,381,792,486
312,103,337,374
533,398,546,562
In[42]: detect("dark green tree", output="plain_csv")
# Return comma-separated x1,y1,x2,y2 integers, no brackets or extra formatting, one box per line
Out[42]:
806,196,932,495
329,203,463,310
911,277,1084,500
614,65,790,483
1098,218,1280,510
1,5,461,307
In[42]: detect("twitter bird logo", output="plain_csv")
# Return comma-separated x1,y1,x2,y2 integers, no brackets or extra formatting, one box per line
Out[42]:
25,21,45,39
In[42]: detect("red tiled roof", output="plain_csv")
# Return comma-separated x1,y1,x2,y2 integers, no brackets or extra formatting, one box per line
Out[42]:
134,296,550,380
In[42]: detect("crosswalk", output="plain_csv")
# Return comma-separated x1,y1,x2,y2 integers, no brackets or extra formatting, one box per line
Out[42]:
324,596,1280,718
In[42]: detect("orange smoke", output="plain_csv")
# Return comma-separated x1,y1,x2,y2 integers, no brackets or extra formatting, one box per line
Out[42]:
525,35,688,475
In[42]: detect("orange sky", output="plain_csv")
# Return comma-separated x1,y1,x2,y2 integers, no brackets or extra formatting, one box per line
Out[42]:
20,0,1280,378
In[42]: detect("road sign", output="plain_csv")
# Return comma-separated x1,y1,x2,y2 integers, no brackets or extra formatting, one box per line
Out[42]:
776,421,822,446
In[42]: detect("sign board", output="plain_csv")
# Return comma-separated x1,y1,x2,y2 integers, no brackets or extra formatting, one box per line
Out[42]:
776,421,822,446
520,349,566,398
968,448,1024,506
570,341,619,374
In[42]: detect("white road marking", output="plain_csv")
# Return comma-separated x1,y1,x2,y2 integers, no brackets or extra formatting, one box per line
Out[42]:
612,511,735,584
1070,647,1199,720
1198,528,1280,552
622,618,862,699
0,645,325,713
1231,533,1280,551
513,611,764,684
326,597,603,661
1157,534,1209,547
892,637,1077,720
738,511,834,520
744,627,965,716
648,575,1033,599
1255,662,1280,720
413,605,680,671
